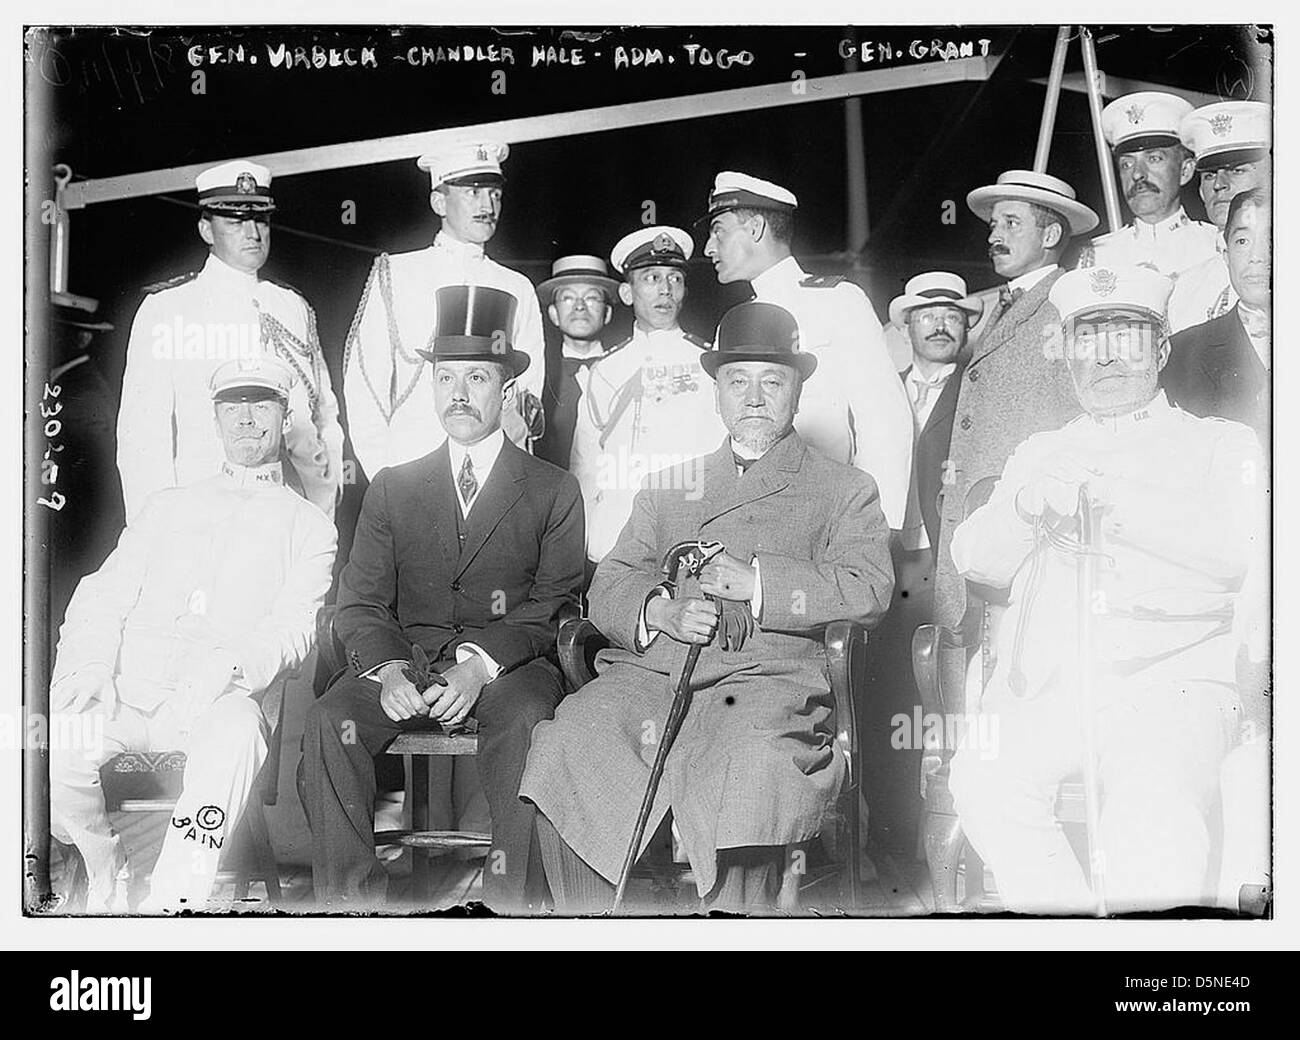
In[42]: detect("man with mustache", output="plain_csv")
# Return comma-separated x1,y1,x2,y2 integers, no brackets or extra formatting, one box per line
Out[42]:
701,171,914,531
301,285,584,913
948,266,1267,913
343,142,546,480
1166,101,1272,332
933,170,1098,631
1076,92,1218,277
52,357,337,913
534,254,621,469
569,226,725,569
521,300,894,914
1163,188,1271,438
117,160,343,522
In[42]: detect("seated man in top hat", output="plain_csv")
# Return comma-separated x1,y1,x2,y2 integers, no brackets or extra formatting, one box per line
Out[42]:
948,266,1267,914
299,285,585,913
520,301,895,914
51,357,337,913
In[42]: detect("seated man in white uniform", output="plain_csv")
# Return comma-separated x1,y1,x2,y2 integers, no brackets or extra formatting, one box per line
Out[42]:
50,357,337,913
948,266,1267,914
569,225,725,569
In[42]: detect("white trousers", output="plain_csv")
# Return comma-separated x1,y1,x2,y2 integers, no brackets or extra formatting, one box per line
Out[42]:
50,695,268,912
950,680,1236,914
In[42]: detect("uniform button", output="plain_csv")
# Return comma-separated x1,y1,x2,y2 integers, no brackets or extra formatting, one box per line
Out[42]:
968,369,980,382
450,580,462,592
453,623,465,634
960,416,972,430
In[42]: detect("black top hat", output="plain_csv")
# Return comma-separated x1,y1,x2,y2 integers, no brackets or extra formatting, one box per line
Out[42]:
417,285,530,378
701,301,816,381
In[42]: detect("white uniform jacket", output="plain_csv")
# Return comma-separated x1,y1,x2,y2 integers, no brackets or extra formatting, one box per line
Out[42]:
117,254,344,522
341,231,545,479
750,256,913,528
568,325,726,562
1076,207,1220,279
52,461,338,710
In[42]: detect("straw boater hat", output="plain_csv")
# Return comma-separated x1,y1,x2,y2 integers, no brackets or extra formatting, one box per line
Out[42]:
888,272,984,328
537,255,621,302
966,169,1099,237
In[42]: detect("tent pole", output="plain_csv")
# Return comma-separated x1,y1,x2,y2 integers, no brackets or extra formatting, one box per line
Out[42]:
1033,26,1072,172
1080,27,1123,231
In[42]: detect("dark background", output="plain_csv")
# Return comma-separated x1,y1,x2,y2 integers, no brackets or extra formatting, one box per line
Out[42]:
27,23,1272,854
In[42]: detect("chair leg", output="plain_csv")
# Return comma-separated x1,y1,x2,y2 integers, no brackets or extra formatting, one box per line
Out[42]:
246,801,282,906
922,809,966,911
410,755,431,903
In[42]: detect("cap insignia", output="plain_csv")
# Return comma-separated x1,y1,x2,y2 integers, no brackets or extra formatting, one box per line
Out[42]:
652,232,675,254
1125,103,1146,125
1089,269,1118,297
235,172,257,194
1210,113,1234,137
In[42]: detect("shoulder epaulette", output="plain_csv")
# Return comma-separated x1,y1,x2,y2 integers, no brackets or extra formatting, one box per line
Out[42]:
599,335,634,360
683,331,710,350
141,271,199,295
262,277,309,303
1075,244,1097,269
799,274,847,289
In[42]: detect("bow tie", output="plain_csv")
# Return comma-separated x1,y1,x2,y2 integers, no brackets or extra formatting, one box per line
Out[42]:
996,284,1024,317
733,452,759,473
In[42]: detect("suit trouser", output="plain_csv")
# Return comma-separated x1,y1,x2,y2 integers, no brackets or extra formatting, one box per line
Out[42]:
950,680,1235,914
50,695,268,912
298,658,563,913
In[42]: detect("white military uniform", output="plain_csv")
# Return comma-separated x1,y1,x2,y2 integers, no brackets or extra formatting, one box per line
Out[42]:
570,326,725,562
750,256,914,528
948,392,1266,912
50,460,337,912
1077,208,1219,278
117,253,344,521
1167,243,1236,333
342,231,545,479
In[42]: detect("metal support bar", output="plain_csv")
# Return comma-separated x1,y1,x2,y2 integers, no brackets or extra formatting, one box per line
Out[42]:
62,57,999,210
1033,26,1072,172
1081,27,1124,233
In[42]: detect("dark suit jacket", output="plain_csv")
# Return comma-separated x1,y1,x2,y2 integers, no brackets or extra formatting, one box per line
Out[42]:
900,356,967,550
1163,306,1268,437
336,438,585,674
534,329,619,469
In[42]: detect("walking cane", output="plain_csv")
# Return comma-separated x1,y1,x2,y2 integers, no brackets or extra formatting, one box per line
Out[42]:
1075,485,1108,916
611,539,724,913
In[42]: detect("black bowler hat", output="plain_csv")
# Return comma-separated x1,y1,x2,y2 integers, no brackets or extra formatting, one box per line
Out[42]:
416,285,530,379
701,301,816,381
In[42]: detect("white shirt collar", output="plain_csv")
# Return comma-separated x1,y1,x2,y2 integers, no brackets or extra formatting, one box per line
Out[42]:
447,428,506,513
729,436,765,462
220,459,284,488
1008,263,1058,294
433,229,485,261
631,323,684,343
1085,389,1172,433
750,255,805,296
1237,303,1271,369
561,338,605,361
907,361,957,386
202,252,259,289
1131,206,1191,241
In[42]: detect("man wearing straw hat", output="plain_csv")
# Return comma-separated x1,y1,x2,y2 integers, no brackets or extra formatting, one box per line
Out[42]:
932,169,1098,631
948,265,1266,914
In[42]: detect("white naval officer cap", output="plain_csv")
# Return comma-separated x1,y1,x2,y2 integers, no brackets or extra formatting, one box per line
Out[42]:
610,226,694,275
196,160,275,215
417,141,510,189
209,356,297,402
698,171,798,225
1101,91,1194,154
1179,101,1271,171
1049,265,1174,326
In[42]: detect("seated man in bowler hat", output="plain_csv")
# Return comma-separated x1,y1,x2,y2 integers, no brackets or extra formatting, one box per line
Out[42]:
299,285,585,913
519,300,894,914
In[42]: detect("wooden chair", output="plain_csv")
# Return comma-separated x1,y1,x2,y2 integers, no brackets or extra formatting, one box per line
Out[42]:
58,665,295,911
556,615,865,913
313,607,490,903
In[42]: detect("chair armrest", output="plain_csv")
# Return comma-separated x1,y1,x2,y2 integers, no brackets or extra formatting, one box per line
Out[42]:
558,617,608,692
825,620,865,768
